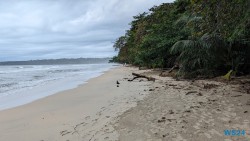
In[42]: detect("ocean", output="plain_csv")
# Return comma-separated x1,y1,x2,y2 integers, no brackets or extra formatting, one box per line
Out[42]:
0,63,117,110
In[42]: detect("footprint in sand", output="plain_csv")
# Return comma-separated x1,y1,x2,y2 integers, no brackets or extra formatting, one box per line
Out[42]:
104,128,110,132
85,116,91,120
60,130,71,136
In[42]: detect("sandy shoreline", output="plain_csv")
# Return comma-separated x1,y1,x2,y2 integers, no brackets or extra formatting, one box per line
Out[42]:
0,66,249,141
0,66,153,141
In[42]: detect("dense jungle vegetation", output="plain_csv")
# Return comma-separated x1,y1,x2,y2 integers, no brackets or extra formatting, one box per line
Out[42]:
112,0,250,78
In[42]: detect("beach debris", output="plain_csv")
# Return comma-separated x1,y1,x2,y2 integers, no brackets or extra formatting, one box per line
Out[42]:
197,93,203,96
203,83,218,89
182,120,188,124
157,117,167,123
184,110,191,113
231,95,242,97
158,119,166,123
149,89,154,91
208,99,217,102
128,73,156,82
190,106,200,109
167,119,176,122
198,102,204,105
169,110,174,114
169,84,177,86
185,91,197,95
117,80,120,87
162,133,169,138
168,64,179,73
244,111,248,113
222,70,233,80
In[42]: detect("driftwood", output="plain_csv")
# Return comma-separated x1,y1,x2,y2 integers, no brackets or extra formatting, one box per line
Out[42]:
168,65,179,73
128,73,156,82
159,65,179,77
185,91,198,95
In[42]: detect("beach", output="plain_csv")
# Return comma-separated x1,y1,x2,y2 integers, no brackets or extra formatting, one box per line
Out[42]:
0,66,152,141
0,66,249,141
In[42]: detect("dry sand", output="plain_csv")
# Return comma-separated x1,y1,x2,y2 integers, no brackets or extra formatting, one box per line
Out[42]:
115,70,250,141
0,66,153,141
0,66,249,141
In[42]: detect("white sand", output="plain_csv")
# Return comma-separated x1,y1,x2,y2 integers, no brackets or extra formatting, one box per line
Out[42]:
0,66,249,141
0,66,152,141
115,71,250,141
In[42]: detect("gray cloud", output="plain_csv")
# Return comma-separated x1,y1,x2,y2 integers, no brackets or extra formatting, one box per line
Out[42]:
0,0,174,61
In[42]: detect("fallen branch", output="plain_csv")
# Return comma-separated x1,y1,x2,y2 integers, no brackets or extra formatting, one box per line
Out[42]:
168,65,179,73
128,73,156,82
185,91,197,95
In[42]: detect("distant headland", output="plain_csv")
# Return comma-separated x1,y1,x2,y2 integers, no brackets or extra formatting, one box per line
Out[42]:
0,58,111,65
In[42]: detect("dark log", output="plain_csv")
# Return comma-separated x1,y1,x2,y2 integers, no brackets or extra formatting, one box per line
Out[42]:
128,73,156,82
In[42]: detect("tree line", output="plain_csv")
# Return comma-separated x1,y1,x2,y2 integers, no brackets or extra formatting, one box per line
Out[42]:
113,0,249,78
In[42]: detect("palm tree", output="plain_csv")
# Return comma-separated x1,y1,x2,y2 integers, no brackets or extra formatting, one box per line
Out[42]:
170,33,227,77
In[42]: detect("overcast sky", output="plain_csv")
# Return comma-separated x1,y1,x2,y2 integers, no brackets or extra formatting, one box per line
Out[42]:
0,0,174,61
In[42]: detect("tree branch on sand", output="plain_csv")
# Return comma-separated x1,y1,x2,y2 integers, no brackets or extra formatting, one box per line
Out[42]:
128,73,156,82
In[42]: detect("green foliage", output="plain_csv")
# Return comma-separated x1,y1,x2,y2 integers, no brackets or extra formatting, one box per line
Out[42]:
113,36,128,51
170,33,228,77
113,0,250,77
109,56,119,63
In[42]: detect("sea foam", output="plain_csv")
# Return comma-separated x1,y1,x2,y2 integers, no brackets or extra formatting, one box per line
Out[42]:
0,63,116,110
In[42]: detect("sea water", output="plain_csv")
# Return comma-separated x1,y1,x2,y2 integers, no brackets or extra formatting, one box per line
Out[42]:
0,63,117,110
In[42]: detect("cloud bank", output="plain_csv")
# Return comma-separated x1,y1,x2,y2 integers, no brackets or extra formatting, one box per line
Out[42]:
0,0,173,61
